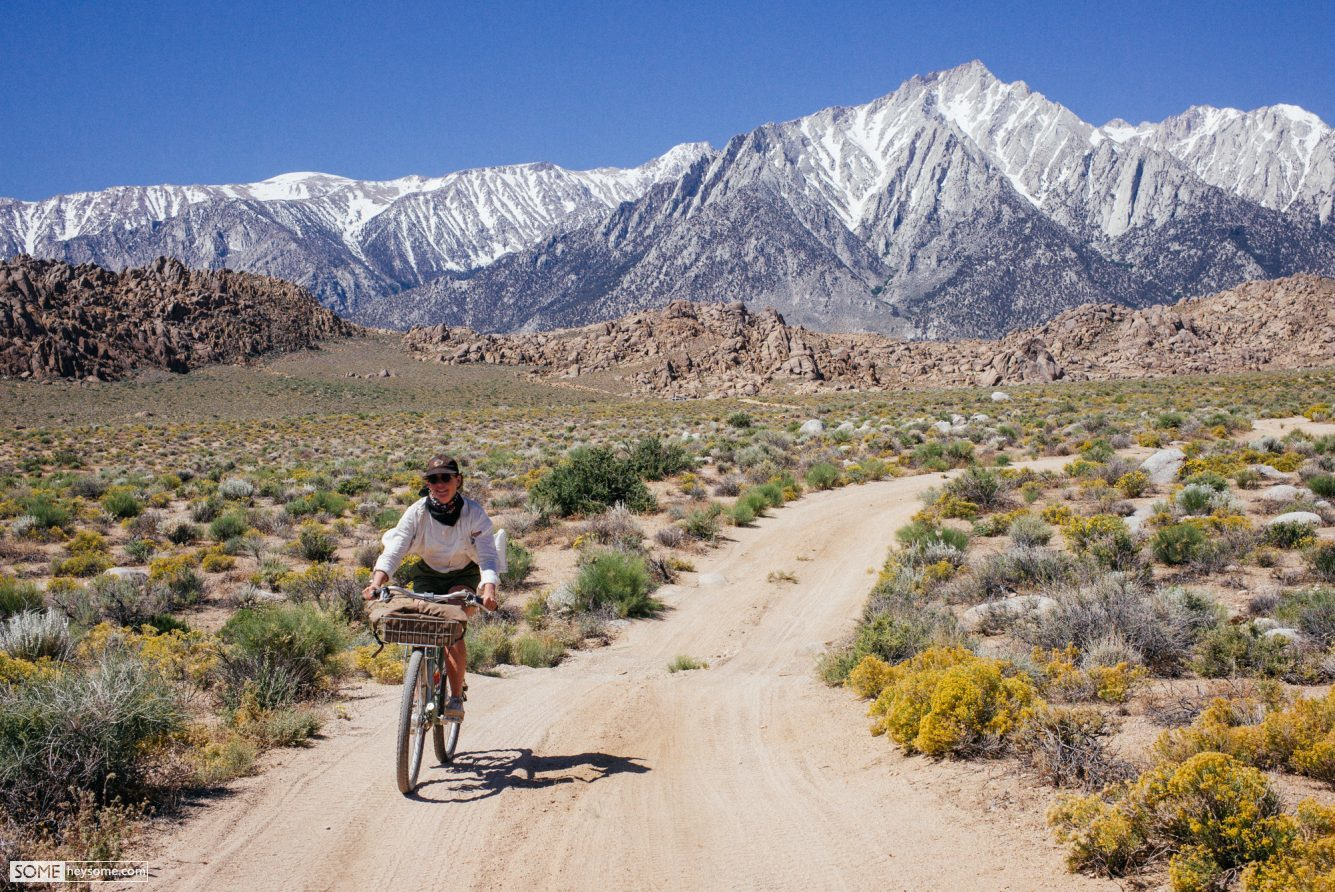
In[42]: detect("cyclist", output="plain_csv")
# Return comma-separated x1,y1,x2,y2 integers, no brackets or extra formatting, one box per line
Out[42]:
362,455,499,719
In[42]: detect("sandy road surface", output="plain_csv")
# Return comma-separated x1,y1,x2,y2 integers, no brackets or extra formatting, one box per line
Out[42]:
144,456,1114,891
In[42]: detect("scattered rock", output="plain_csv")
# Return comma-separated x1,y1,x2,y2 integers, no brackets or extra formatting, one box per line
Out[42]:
798,419,825,436
1263,627,1303,644
102,567,148,585
1267,511,1323,526
1140,448,1186,485
990,391,1011,402
1257,484,1302,503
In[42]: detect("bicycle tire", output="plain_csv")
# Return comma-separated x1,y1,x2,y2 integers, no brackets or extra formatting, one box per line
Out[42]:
396,650,427,794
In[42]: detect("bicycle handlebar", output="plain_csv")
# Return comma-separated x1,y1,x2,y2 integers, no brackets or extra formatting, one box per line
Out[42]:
374,584,489,611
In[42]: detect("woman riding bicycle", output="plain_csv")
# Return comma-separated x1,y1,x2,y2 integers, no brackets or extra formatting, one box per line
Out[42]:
362,454,499,719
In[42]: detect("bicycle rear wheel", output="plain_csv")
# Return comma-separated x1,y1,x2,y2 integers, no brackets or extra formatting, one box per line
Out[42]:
395,650,429,794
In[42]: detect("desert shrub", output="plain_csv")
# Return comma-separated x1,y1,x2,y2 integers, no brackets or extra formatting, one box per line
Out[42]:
294,522,337,563
655,525,687,549
851,608,957,666
530,446,656,516
1049,753,1293,885
1063,514,1141,571
23,495,72,531
896,521,969,552
165,521,199,545
148,554,204,604
727,500,756,527
1008,514,1053,547
510,633,565,668
502,539,532,587
946,467,1012,511
234,704,322,748
279,564,362,619
1240,800,1335,891
579,504,645,549
0,609,71,661
1151,523,1207,566
682,504,722,542
804,462,841,490
1266,521,1317,550
948,546,1074,604
1036,646,1147,704
1274,587,1335,647
1020,578,1221,675
76,621,219,688
1308,543,1335,584
219,603,350,699
189,496,222,523
1115,471,1150,498
571,549,659,618
1307,474,1335,498
1016,706,1136,791
668,654,708,673
0,576,42,619
465,616,515,672
53,551,113,577
122,538,156,565
623,437,693,481
100,488,142,520
0,648,184,819
352,642,405,684
857,647,1040,757
209,510,249,542
55,574,174,627
1176,484,1222,515
217,477,255,500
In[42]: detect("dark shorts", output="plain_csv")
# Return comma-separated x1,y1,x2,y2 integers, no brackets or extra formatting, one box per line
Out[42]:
405,559,481,596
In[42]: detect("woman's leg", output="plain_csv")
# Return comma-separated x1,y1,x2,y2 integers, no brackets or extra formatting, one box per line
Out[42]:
445,638,466,701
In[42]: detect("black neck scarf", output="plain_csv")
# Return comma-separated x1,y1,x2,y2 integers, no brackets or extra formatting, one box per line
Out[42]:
425,492,464,527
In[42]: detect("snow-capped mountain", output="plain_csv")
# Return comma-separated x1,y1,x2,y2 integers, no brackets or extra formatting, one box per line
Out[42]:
0,143,710,312
2,62,1333,336
361,62,1335,336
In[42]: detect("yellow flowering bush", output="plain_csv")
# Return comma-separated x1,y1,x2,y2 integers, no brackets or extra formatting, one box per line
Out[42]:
0,651,62,687
1051,753,1295,888
1035,646,1147,704
1115,470,1150,498
352,642,406,684
864,646,1040,756
75,621,219,687
1242,801,1335,891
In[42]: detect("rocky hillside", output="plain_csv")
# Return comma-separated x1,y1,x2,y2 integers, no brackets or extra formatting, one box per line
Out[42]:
403,274,1335,398
0,256,357,380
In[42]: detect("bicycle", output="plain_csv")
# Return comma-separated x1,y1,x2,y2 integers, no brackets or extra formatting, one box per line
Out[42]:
369,584,486,794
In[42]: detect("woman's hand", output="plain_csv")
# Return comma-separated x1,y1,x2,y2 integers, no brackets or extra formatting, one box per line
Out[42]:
480,582,498,611
362,570,389,600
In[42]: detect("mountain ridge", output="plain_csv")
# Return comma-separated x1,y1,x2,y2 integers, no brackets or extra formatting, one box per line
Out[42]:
3,62,1334,335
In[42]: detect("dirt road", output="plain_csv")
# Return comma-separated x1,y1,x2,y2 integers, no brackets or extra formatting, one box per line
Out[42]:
146,458,1113,891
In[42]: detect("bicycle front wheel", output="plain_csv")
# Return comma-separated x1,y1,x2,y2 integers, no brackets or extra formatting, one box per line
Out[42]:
396,650,429,794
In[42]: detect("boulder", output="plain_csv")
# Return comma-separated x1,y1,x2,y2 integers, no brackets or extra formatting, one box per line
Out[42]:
1263,627,1303,645
1140,448,1185,484
1257,484,1302,504
1267,511,1322,526
798,419,825,436
990,391,1011,402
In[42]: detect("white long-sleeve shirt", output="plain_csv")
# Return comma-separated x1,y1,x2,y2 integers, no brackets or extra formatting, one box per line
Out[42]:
374,495,501,587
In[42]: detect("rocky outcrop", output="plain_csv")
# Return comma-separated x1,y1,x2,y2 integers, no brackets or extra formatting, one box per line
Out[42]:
0,255,358,380
403,274,1335,397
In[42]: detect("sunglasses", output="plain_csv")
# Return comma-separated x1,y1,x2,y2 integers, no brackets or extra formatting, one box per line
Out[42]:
425,473,457,485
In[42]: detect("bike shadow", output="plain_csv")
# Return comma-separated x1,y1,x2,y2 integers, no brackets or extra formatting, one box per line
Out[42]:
409,748,649,803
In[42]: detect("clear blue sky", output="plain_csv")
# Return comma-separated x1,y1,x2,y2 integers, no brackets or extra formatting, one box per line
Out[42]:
3,0,1333,200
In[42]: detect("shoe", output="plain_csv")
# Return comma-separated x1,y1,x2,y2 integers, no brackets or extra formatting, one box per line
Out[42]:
443,696,465,720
